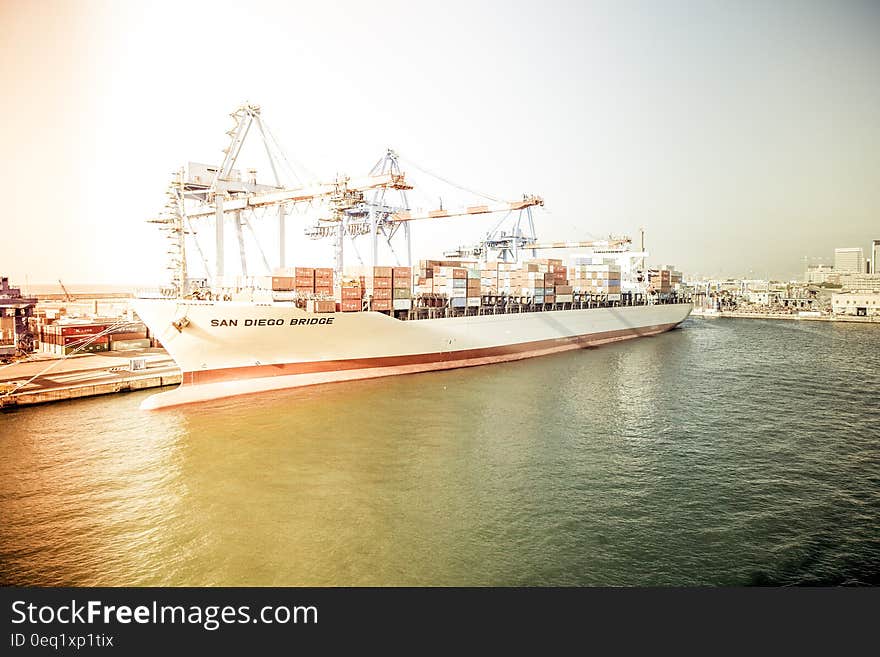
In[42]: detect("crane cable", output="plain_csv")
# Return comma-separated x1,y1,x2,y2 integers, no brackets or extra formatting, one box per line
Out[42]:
398,155,503,203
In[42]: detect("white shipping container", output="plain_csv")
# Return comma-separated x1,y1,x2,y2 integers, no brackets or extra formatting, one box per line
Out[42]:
450,297,467,308
556,294,573,303
466,297,480,307
392,299,413,310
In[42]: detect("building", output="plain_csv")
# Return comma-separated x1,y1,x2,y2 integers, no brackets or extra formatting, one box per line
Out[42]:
805,264,836,284
745,290,782,305
831,292,880,317
839,273,880,293
0,276,37,356
834,247,865,274
872,240,880,275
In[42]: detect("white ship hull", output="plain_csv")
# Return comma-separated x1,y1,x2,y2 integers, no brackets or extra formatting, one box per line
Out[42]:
133,299,692,409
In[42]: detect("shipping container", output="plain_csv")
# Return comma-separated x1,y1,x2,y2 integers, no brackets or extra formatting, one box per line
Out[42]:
370,299,392,311
306,299,336,313
341,287,362,300
392,299,413,310
340,299,362,312
272,276,295,292
109,338,151,351
373,266,393,278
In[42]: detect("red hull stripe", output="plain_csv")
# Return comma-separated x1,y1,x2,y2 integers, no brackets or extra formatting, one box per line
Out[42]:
183,322,680,386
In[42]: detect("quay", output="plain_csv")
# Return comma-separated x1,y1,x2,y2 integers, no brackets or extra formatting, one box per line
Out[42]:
691,309,880,323
0,348,180,408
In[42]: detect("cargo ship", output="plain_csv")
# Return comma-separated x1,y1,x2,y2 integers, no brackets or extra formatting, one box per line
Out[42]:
136,104,691,409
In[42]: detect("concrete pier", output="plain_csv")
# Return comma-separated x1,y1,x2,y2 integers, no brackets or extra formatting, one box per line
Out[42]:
0,348,181,408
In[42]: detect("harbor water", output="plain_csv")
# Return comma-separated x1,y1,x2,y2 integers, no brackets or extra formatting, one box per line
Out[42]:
1,318,878,586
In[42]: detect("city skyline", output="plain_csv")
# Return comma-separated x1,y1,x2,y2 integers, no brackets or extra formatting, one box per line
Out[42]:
2,0,879,285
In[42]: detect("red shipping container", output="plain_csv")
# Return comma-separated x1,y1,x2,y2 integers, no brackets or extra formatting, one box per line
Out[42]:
392,267,412,279
294,267,315,278
368,277,392,289
340,299,362,312
314,286,332,296
371,288,392,300
295,286,314,295
372,266,393,278
314,268,333,278
341,287,362,300
61,325,108,336
294,276,314,288
271,276,295,291
64,335,108,345
370,299,392,311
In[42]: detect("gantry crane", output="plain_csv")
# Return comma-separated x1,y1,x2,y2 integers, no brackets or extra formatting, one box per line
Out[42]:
149,104,550,294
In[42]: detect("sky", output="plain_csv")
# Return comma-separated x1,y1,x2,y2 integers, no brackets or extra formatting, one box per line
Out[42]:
1,0,878,285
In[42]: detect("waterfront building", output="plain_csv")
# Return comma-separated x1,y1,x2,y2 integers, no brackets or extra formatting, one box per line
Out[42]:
872,240,880,274
0,276,37,356
834,247,865,273
839,273,880,293
831,292,880,317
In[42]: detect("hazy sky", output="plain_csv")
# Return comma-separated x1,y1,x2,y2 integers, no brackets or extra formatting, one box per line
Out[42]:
2,0,878,284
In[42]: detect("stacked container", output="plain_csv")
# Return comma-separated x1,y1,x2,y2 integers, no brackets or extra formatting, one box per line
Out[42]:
466,270,481,307
367,266,393,311
569,263,622,296
295,267,315,296
480,262,498,294
314,268,333,296
433,266,468,308
392,267,413,311
648,269,672,293
340,276,363,312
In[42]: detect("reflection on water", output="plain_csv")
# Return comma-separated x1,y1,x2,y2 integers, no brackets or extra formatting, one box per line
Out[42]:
1,319,878,585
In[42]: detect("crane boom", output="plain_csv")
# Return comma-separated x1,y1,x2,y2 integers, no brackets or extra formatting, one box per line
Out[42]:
58,279,73,302
521,238,631,250
184,172,411,218
388,195,543,223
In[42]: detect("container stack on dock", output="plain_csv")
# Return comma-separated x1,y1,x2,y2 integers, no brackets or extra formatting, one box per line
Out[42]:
37,320,150,355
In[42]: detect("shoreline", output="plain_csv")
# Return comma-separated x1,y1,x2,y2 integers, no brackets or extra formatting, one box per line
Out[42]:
691,311,880,324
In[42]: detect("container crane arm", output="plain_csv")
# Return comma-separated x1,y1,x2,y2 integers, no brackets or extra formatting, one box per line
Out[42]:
185,172,412,218
58,279,73,302
387,195,544,223
521,238,632,250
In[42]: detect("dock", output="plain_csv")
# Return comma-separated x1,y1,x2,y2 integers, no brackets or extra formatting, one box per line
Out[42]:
691,310,880,323
0,348,181,408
